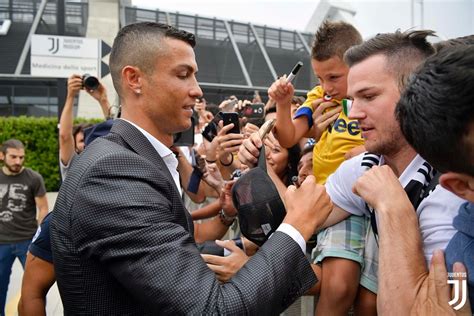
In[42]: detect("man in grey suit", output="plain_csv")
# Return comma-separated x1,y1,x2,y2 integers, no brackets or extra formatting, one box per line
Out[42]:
50,22,333,314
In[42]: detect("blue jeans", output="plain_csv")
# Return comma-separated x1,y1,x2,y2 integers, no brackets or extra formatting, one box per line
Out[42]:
0,240,31,316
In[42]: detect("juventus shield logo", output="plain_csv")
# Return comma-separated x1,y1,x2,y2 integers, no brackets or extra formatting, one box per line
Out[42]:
448,274,467,310
48,37,59,54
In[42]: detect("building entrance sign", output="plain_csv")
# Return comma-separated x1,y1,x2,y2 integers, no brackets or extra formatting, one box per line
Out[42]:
31,35,106,78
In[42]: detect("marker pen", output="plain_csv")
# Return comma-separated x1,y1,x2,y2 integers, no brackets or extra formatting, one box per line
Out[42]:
286,61,303,83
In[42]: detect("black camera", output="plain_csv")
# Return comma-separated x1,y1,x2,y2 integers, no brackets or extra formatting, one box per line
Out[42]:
82,74,99,91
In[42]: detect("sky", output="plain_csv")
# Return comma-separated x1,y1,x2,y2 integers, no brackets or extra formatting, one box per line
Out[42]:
131,0,473,39
131,0,319,32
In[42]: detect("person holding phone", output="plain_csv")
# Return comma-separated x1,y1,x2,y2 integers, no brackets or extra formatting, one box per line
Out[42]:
202,114,244,177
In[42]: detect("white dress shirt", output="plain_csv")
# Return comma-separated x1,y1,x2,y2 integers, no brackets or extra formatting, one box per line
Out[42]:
120,119,182,196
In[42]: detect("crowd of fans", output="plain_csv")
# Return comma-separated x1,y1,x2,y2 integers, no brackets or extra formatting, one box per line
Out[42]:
0,19,473,315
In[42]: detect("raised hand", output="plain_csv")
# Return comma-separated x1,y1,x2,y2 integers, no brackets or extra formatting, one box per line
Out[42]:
268,76,294,107
352,165,414,214
283,175,332,241
67,74,83,98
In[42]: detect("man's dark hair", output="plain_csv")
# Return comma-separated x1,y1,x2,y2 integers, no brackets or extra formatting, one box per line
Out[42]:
72,122,92,145
344,30,436,91
109,22,196,97
311,21,362,61
72,123,92,139
286,144,302,187
433,34,474,52
1,139,24,154
396,45,474,176
205,103,220,117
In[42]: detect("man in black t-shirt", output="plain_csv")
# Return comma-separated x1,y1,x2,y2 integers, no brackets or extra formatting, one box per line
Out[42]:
0,139,48,315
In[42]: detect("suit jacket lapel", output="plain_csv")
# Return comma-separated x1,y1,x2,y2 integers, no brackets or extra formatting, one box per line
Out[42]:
110,120,167,172
108,120,192,230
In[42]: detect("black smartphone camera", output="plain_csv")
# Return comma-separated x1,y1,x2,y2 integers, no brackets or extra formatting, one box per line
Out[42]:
82,74,99,91
173,116,195,146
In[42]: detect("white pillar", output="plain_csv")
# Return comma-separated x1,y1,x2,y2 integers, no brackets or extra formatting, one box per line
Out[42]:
77,0,120,118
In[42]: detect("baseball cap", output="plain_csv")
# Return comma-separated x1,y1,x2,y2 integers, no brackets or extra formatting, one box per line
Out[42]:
231,146,286,246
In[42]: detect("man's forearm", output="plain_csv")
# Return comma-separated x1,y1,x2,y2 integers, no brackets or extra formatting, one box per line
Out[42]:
37,208,48,224
98,97,111,119
274,105,296,147
18,297,46,316
59,95,75,137
377,207,427,314
59,95,76,164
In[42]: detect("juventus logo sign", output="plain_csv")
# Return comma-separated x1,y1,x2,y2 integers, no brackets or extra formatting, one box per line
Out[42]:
447,272,468,310
48,37,59,54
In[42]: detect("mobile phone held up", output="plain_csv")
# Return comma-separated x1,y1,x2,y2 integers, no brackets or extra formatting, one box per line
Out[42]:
240,103,265,119
221,112,240,134
201,112,223,143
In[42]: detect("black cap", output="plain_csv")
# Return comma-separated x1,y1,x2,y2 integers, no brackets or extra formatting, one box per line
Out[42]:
232,146,286,246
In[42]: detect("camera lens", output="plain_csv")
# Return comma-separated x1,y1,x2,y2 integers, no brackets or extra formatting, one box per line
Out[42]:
83,74,99,90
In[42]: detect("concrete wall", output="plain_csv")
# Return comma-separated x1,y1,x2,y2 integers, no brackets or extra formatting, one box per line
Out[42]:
77,0,119,118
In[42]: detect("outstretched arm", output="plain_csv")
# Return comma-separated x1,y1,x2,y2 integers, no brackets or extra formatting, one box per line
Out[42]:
86,80,111,119
59,75,82,165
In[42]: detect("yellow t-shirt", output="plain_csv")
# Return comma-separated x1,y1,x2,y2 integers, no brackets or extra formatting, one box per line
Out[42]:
294,86,364,184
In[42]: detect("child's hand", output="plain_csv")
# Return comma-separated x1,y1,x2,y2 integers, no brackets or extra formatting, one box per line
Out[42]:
312,98,341,140
268,76,294,107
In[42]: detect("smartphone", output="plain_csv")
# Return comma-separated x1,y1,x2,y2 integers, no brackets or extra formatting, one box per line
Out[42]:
222,112,240,134
240,103,265,119
201,112,223,142
258,119,276,141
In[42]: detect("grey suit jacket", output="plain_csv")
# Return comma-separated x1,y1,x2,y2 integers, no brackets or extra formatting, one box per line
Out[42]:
51,119,316,315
